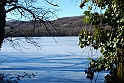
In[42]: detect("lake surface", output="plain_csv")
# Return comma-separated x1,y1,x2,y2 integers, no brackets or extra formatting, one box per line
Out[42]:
0,37,107,83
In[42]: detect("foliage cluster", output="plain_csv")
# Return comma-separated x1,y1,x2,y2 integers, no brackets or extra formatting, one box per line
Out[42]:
79,0,124,83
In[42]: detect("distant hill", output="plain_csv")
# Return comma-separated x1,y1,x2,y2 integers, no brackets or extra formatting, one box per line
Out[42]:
5,16,91,37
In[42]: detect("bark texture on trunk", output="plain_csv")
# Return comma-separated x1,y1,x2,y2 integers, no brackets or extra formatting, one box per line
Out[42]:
116,57,124,83
116,48,124,83
0,0,6,48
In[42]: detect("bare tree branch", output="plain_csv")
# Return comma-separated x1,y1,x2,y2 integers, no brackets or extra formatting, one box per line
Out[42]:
45,0,59,7
6,6,35,18
2,0,59,50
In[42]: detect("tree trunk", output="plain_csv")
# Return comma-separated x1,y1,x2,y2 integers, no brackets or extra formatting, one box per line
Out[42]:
0,0,6,49
116,48,124,83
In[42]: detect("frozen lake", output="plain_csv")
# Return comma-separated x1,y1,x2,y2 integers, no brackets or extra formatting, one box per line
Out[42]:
0,37,106,83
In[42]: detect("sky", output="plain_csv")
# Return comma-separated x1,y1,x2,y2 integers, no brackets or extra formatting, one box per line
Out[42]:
31,0,85,18
45,0,105,18
6,0,86,21
6,0,105,21
48,0,84,18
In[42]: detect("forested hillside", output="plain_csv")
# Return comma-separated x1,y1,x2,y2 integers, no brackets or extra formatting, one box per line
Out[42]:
5,16,90,37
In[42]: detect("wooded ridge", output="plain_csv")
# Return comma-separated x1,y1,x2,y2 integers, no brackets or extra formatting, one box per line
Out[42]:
5,16,91,37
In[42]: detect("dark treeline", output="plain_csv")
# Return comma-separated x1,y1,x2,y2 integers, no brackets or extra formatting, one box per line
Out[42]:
5,16,91,37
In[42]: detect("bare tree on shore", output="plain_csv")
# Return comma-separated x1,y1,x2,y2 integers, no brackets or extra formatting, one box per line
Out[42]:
0,0,59,50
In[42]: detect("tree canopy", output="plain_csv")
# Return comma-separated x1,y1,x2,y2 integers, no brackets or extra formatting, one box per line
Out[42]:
79,0,124,83
0,0,58,50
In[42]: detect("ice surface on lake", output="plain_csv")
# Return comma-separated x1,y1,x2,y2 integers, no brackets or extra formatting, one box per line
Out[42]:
0,37,106,83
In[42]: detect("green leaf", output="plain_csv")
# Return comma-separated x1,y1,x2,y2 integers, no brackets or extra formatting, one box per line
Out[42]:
87,58,92,60
86,0,90,2
83,16,90,23
100,47,104,53
83,11,90,15
99,56,103,60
